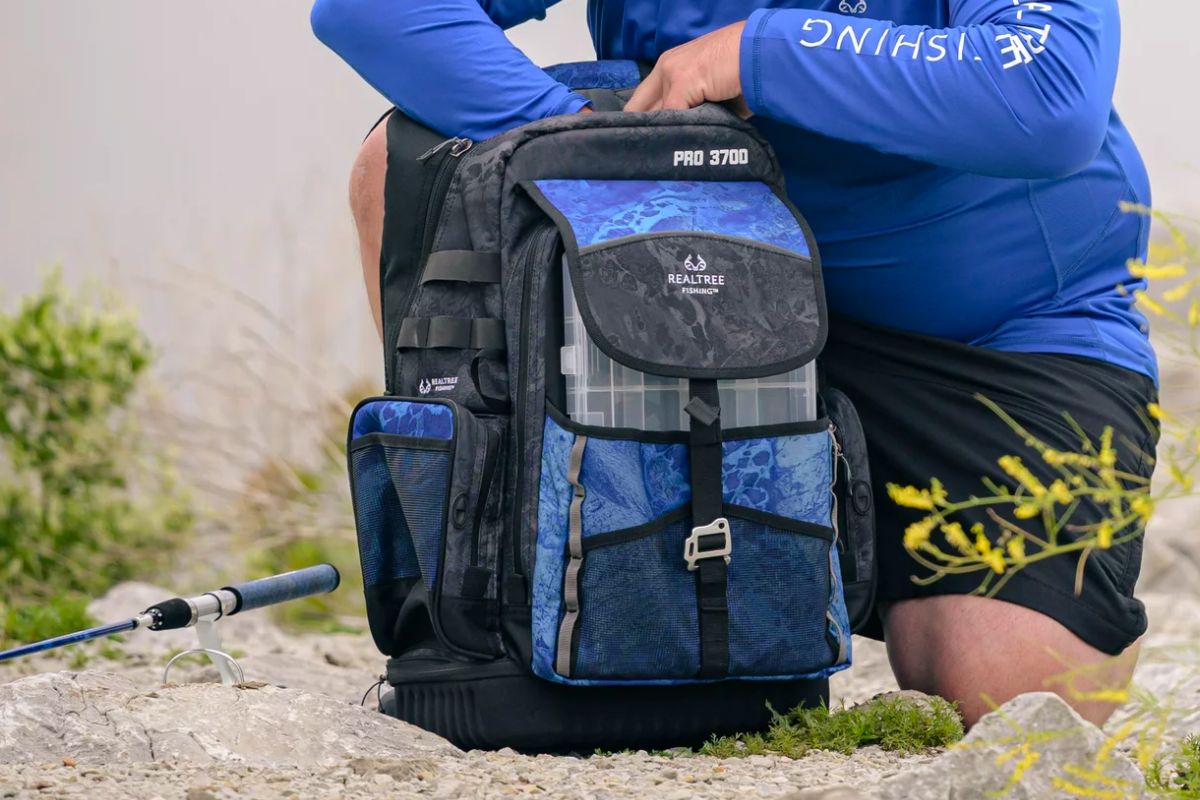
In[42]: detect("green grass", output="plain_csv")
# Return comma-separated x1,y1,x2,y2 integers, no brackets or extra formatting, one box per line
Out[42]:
699,695,964,759
0,595,95,651
1149,736,1200,799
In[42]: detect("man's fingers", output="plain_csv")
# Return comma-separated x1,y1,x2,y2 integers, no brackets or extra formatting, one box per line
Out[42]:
624,69,663,112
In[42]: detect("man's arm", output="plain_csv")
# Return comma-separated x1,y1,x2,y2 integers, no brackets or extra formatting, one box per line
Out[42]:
311,0,589,140
629,0,1119,180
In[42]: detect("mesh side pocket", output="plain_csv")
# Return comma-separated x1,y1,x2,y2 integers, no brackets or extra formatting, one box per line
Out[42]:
351,444,420,588
573,518,700,680
349,434,452,593
380,444,452,591
726,517,834,676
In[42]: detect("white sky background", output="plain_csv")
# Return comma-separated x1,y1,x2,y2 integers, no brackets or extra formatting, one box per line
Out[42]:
0,0,1195,472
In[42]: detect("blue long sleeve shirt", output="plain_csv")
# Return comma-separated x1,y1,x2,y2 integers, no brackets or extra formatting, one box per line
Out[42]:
312,0,1156,382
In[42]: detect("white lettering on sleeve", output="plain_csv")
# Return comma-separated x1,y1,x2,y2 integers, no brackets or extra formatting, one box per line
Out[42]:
836,25,872,54
891,30,924,59
799,18,834,48
873,27,892,56
925,32,948,62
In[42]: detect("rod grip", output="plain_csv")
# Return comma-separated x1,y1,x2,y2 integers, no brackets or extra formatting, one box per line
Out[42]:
223,564,341,615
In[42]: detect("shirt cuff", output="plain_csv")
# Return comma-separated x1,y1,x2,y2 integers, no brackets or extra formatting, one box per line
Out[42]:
550,91,592,117
739,8,777,116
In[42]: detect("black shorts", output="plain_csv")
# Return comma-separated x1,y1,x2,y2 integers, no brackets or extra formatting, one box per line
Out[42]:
822,315,1159,655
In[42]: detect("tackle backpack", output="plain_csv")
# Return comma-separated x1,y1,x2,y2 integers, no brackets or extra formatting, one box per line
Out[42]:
346,61,877,752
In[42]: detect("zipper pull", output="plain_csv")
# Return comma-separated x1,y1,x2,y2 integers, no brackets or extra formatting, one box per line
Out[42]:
828,423,841,542
417,137,474,162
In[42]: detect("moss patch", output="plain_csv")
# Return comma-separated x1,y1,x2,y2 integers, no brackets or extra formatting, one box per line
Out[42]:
700,694,964,759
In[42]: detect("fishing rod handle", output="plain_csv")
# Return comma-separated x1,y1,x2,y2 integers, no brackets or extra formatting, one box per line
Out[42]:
223,563,341,615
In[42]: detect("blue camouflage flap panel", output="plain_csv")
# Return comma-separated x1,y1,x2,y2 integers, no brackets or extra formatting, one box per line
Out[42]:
524,178,825,380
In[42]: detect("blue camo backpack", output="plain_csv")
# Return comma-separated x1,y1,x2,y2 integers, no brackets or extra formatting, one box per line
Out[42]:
345,61,877,752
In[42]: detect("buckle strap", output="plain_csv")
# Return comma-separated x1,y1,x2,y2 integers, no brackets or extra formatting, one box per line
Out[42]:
419,250,502,285
687,378,729,679
396,317,506,351
555,434,588,677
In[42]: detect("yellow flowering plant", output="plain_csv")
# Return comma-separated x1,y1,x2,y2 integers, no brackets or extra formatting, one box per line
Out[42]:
889,206,1198,598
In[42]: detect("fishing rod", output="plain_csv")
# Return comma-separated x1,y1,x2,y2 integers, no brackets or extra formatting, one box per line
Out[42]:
0,564,341,664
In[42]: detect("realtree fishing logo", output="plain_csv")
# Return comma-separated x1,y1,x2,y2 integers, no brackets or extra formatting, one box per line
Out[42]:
838,0,867,14
419,376,458,395
669,253,724,295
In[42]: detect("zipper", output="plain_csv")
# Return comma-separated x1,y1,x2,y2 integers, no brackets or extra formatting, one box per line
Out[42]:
417,136,474,162
509,225,560,582
826,423,849,664
392,137,475,360
829,422,843,550
470,426,500,567
418,138,472,260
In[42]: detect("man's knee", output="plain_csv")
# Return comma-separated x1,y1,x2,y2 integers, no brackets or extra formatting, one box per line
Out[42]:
883,595,1138,728
350,120,388,229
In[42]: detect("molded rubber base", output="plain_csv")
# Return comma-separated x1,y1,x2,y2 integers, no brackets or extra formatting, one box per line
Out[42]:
381,655,828,752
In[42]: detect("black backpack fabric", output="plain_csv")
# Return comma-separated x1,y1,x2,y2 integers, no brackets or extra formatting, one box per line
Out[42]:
346,61,876,751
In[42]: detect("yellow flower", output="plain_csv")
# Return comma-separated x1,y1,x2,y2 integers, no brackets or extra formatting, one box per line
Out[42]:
929,478,948,506
1048,479,1073,505
1006,537,1026,561
1013,503,1041,520
1127,262,1187,280
1169,462,1195,493
904,517,936,551
983,548,1006,574
998,455,1047,497
1147,403,1170,422
1134,290,1167,317
1097,522,1114,550
941,522,972,555
888,484,935,511
975,531,992,555
1190,299,1200,329
1130,494,1154,523
1098,427,1118,469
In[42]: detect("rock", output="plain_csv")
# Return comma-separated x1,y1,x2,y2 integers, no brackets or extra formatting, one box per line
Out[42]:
0,671,460,767
1141,501,1200,596
829,637,898,708
878,692,1144,800
785,786,870,800
1107,658,1200,750
78,582,384,704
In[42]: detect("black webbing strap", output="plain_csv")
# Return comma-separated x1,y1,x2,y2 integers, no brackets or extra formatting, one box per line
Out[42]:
396,317,506,351
419,251,502,286
685,379,729,679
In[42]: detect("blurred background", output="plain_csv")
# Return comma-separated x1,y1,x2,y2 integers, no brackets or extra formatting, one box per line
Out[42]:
0,1,1196,637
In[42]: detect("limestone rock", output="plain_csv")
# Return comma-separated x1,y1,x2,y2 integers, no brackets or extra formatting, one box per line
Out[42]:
82,581,383,704
0,671,459,767
878,692,1144,800
786,786,870,800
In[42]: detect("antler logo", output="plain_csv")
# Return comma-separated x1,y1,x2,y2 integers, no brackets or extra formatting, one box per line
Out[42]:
418,378,433,396
838,0,867,13
684,254,708,272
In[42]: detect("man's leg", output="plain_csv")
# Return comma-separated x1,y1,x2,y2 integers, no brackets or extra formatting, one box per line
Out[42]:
349,118,389,339
884,595,1140,727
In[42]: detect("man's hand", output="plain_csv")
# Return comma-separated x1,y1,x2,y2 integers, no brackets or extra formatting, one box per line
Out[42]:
625,22,749,116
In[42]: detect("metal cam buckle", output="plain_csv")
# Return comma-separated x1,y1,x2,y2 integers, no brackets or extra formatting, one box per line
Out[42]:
684,518,732,571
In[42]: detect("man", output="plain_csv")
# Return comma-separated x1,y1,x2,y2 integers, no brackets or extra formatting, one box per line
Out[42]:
312,0,1157,726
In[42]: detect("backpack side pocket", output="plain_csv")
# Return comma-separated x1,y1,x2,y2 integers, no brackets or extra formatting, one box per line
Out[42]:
825,387,876,635
348,397,505,658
